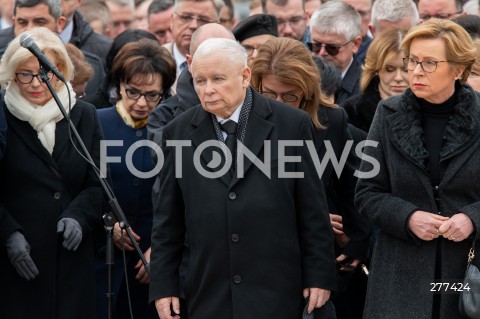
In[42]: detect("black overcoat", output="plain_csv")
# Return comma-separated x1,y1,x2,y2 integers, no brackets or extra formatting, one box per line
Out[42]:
149,89,337,319
0,101,104,319
355,85,480,319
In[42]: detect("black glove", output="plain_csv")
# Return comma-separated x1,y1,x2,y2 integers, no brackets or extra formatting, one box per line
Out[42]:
5,231,39,280
57,218,82,251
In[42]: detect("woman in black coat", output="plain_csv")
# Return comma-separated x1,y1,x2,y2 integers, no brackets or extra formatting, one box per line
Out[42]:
251,37,372,318
0,28,104,319
355,19,479,319
341,27,409,134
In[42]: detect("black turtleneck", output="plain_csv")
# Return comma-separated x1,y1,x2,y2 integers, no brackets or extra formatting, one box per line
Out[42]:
420,92,456,186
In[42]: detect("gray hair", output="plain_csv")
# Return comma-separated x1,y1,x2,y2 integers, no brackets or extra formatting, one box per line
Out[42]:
174,0,225,17
0,27,74,86
310,1,361,40
371,0,418,30
192,38,247,67
14,0,62,20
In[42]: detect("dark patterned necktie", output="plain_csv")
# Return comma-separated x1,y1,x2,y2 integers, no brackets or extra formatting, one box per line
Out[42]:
219,120,238,167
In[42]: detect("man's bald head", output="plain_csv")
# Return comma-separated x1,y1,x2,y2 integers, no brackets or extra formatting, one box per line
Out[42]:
189,23,234,56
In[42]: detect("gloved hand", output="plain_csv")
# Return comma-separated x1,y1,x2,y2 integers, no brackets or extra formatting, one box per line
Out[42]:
5,231,39,280
57,217,82,251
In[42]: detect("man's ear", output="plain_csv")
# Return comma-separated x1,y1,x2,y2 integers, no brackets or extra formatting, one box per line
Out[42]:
351,36,362,55
186,54,192,72
368,24,375,38
56,16,67,34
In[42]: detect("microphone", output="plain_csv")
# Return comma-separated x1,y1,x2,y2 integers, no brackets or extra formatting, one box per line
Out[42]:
19,33,65,82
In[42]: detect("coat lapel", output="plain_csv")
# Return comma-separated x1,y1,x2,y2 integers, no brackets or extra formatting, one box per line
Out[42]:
386,86,480,176
6,109,60,170
189,106,232,187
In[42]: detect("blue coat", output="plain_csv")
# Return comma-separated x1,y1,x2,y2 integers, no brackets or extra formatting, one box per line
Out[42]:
97,106,158,319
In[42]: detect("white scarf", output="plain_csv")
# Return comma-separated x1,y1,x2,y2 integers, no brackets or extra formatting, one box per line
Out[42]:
5,81,76,154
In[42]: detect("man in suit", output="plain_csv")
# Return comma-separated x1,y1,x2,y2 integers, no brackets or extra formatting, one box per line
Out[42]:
149,38,336,319
309,1,362,104
163,0,221,92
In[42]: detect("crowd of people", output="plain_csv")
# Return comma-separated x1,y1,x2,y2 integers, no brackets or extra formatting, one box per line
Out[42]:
0,0,479,319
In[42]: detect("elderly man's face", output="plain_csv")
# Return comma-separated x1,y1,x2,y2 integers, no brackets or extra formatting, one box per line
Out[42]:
171,1,218,56
310,29,361,73
265,0,307,41
418,0,461,22
14,3,65,35
192,51,251,119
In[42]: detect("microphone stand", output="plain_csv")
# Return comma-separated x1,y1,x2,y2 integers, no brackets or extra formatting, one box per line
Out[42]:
38,68,150,319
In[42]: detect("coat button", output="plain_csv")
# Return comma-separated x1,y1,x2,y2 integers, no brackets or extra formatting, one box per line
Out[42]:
136,130,143,137
228,192,237,200
233,275,241,284
232,234,239,242
53,192,61,199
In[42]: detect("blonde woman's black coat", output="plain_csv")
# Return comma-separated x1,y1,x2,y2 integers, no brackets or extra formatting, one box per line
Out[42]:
0,100,104,319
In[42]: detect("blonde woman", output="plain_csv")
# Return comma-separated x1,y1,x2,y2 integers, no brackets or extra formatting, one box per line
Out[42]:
0,27,104,318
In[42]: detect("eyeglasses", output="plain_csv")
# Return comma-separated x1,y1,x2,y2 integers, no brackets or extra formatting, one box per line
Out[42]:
403,57,448,73
419,11,462,20
242,45,260,57
277,16,305,28
174,12,214,26
15,71,54,84
259,89,301,103
124,86,162,103
307,40,353,56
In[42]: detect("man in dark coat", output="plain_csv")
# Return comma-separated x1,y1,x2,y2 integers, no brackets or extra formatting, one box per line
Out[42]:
149,38,336,319
60,2,112,65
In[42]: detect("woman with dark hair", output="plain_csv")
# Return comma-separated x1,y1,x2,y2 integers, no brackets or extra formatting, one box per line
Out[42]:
83,29,160,109
96,38,176,319
251,37,371,317
356,19,479,319
342,27,409,134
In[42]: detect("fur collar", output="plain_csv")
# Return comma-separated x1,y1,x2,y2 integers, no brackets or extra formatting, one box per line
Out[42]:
384,83,480,170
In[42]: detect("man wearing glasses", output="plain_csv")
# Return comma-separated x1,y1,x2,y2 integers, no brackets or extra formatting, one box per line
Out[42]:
418,0,465,23
163,0,222,93
309,1,362,104
265,0,308,43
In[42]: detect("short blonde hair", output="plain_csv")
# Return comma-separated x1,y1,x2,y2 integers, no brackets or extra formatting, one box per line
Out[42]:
401,18,476,83
0,27,74,88
361,27,408,93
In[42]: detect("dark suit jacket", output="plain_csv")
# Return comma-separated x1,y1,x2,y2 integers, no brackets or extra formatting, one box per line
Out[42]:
315,106,371,260
149,89,337,319
335,59,362,105
0,100,104,319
